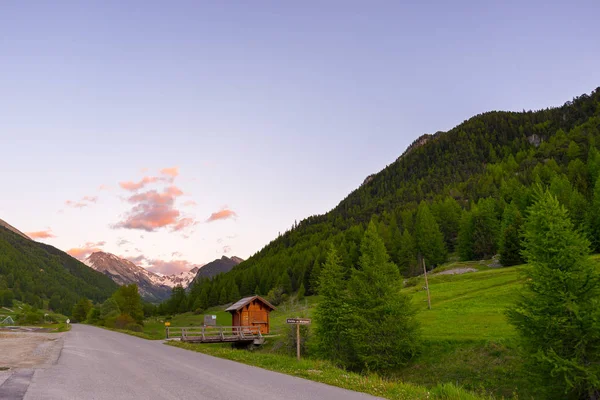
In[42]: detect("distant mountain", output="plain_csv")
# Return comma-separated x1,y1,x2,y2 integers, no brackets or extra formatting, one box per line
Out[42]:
85,252,172,302
0,218,30,240
153,267,199,289
194,256,243,281
0,225,117,315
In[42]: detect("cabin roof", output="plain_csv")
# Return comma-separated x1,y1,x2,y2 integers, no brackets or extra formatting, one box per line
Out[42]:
225,295,276,312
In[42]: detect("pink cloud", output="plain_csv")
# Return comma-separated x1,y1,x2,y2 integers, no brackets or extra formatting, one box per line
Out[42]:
65,195,98,208
67,241,106,260
119,176,160,191
160,167,179,178
221,245,232,254
113,186,195,232
27,229,56,239
183,200,197,207
98,184,111,191
206,208,237,223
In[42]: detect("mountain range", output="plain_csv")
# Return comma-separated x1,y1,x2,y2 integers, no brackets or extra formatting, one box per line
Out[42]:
85,252,242,301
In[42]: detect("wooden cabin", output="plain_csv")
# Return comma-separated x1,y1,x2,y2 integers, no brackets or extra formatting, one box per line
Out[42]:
226,296,276,334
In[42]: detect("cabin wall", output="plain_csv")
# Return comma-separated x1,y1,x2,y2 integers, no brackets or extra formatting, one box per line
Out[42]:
228,298,272,334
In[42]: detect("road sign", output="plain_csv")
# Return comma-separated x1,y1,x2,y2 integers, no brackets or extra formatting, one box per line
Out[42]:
286,318,311,325
287,318,311,361
66,319,70,324
164,322,171,327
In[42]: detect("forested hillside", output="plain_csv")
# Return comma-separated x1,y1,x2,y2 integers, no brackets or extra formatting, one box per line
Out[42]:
0,227,118,315
184,88,600,311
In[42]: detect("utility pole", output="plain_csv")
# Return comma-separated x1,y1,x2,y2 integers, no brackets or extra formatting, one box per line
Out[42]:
422,257,432,310
296,323,300,361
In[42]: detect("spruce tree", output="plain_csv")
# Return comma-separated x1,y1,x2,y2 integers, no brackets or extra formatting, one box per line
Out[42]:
589,176,600,252
347,222,420,371
415,201,447,266
397,229,418,276
507,189,600,399
499,202,524,266
313,245,351,364
229,284,241,302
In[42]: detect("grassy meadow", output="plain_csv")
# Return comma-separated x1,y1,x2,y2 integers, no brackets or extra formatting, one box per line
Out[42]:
148,258,600,398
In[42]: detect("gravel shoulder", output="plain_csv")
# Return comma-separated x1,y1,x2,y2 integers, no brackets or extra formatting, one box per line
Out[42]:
0,331,65,369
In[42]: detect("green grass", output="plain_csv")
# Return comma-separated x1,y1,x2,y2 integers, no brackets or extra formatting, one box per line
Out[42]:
141,310,232,339
168,341,488,400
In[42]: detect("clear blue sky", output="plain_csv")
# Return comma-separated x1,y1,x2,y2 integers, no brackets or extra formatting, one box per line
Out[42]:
1,1,599,274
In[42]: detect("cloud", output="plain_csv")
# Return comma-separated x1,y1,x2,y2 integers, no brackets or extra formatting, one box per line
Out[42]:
65,195,98,208
67,241,106,260
113,185,195,232
206,208,237,223
27,229,56,239
221,245,232,254
119,176,160,191
98,184,111,191
160,167,179,178
116,238,130,247
182,200,197,207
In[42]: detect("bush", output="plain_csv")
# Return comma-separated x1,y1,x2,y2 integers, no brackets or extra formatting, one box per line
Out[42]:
114,314,135,329
125,323,143,332
21,311,44,325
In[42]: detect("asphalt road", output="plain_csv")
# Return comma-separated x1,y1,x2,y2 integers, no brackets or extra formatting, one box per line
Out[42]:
14,324,380,400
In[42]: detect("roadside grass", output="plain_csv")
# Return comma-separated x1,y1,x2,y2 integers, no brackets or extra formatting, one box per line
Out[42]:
167,341,488,400
140,310,232,339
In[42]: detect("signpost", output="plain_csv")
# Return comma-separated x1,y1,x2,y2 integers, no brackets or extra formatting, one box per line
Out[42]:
165,321,171,339
286,318,311,360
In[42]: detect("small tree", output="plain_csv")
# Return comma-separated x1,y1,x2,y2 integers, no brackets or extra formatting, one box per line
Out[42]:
498,202,524,266
397,229,418,276
347,222,421,371
113,284,144,324
72,298,92,322
313,245,352,365
297,282,305,301
508,189,600,399
415,202,447,266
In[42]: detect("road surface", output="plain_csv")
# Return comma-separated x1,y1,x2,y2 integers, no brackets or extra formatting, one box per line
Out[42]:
2,324,380,400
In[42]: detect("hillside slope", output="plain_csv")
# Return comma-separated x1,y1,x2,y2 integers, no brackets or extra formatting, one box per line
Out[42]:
0,218,30,240
0,226,118,315
186,87,600,309
194,256,243,281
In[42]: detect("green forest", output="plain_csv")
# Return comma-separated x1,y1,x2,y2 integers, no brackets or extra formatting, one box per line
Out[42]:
170,87,600,314
0,227,118,315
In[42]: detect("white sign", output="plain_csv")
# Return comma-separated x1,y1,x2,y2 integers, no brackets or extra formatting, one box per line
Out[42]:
66,319,70,324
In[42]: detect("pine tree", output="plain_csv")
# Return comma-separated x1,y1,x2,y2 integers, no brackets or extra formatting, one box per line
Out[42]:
397,229,418,276
458,209,475,260
346,222,421,371
313,245,352,365
297,282,305,301
589,176,600,253
499,202,524,266
414,201,447,266
229,284,241,302
279,271,293,294
219,288,228,305
507,189,600,399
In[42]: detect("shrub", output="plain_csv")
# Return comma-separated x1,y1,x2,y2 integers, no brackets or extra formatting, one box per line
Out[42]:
114,314,135,329
125,323,143,332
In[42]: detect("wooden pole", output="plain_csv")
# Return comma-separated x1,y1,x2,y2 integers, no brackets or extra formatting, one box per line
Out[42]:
296,323,301,361
423,257,432,310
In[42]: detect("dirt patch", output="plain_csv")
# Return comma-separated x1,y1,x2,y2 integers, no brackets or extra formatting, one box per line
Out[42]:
0,331,65,369
432,267,478,276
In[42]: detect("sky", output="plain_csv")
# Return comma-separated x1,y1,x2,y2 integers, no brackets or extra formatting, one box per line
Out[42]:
1,1,599,275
